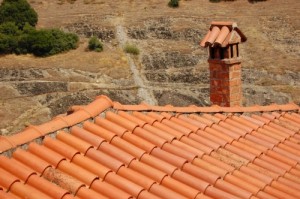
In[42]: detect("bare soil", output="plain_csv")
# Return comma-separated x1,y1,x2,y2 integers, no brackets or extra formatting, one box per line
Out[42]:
0,0,299,135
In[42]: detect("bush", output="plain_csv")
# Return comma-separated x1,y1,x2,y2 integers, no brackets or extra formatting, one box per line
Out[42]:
0,22,21,36
26,29,79,56
0,33,18,54
88,36,103,52
168,0,179,7
0,0,38,29
123,43,140,55
0,0,79,56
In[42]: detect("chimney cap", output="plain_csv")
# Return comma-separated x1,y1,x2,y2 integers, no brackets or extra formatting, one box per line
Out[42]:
200,21,247,48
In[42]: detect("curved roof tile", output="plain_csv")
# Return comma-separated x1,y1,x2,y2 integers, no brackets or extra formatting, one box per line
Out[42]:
200,21,247,48
0,95,299,199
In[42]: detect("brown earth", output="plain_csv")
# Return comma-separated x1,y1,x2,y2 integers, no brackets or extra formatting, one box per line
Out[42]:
0,0,299,135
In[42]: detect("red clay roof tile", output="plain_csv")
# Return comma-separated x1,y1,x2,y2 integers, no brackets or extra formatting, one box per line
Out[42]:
161,176,200,199
76,187,108,199
119,111,148,127
196,130,227,147
138,189,162,199
0,157,36,183
140,154,177,176
188,132,221,150
110,136,146,159
85,148,124,172
117,166,155,190
70,126,106,149
172,169,210,192
26,174,71,199
12,149,51,175
162,142,198,161
205,185,240,199
264,185,297,199
182,162,220,185
0,95,299,199
95,117,129,137
176,137,212,156
128,160,167,183
83,121,117,142
90,180,132,199
71,154,111,180
215,178,253,199
104,172,145,198
149,183,187,199
9,182,53,199
42,167,85,196
224,174,261,194
133,127,167,148
106,111,139,132
0,190,20,199
99,141,136,165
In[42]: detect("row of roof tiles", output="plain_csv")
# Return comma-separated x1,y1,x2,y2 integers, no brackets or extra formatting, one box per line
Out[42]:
0,96,299,199
0,95,299,153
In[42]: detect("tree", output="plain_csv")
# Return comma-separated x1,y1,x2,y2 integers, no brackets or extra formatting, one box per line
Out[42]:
0,0,38,29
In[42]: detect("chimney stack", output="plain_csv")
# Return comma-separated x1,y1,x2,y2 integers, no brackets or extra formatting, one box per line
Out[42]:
200,21,247,107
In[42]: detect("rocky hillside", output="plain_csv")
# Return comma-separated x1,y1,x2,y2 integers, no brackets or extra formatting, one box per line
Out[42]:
0,0,299,135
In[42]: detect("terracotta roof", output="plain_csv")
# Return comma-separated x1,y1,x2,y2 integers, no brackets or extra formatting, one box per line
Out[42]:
0,95,300,199
200,21,247,47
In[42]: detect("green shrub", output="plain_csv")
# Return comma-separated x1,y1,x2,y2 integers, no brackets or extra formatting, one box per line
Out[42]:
88,36,103,52
0,33,18,54
26,29,79,56
123,43,140,55
0,0,38,29
0,0,79,56
0,22,21,36
168,0,179,7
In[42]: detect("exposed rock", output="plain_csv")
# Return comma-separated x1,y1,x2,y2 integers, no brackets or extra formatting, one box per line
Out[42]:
0,68,47,81
142,52,199,70
14,81,68,95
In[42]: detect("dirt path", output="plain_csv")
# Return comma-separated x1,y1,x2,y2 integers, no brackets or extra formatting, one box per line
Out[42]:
115,23,157,105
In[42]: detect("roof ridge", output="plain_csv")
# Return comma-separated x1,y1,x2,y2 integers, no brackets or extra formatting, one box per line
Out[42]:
0,95,299,154
112,101,299,113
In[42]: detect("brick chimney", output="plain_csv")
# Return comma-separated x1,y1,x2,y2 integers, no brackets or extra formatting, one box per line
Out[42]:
200,21,247,107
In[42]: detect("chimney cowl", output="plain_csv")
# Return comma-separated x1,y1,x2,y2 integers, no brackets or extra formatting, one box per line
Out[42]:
200,21,247,48
200,21,246,107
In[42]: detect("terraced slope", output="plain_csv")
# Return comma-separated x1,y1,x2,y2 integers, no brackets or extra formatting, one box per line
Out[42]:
0,0,299,135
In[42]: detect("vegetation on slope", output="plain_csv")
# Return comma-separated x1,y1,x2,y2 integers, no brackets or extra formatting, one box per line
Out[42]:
0,0,78,56
88,36,103,52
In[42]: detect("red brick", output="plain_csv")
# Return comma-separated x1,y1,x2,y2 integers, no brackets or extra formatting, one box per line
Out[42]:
229,79,241,87
230,71,241,79
230,86,240,94
217,72,229,79
210,94,223,103
209,61,242,107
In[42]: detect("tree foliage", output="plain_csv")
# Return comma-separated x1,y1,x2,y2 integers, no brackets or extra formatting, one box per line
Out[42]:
0,0,38,29
0,0,79,56
26,29,79,56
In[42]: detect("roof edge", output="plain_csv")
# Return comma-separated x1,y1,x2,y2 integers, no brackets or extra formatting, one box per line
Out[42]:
0,95,113,154
112,101,299,113
1,95,299,154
